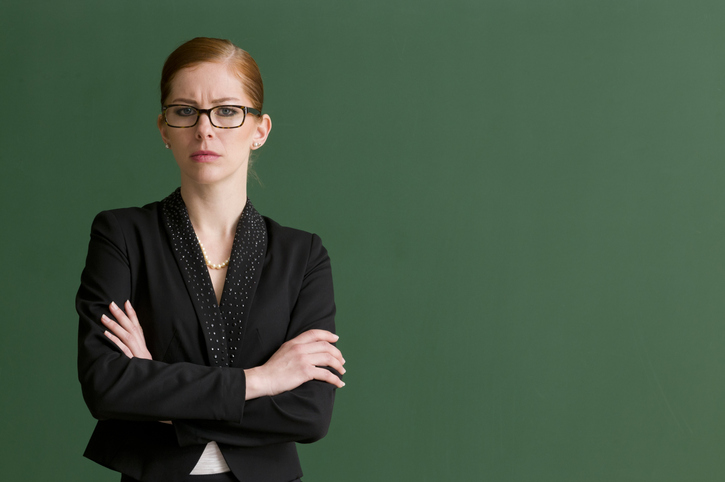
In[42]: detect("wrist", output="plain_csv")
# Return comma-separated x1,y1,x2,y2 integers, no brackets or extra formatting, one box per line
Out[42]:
244,367,269,400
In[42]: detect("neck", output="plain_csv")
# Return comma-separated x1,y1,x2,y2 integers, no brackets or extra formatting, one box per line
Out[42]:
180,178,248,238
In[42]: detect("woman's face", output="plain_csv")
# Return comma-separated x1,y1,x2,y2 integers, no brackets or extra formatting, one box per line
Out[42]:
157,62,270,187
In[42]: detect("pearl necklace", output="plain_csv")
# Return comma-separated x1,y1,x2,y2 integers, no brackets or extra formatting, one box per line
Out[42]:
197,237,230,270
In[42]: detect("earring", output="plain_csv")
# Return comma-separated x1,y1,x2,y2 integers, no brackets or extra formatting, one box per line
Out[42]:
165,143,170,149
253,142,261,148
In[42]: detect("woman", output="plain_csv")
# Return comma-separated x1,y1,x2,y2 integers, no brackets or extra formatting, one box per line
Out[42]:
76,37,345,482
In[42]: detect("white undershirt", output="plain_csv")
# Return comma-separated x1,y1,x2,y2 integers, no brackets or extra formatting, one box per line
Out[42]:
189,441,231,475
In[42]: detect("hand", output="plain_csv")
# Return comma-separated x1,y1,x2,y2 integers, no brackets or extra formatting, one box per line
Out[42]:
101,300,152,360
245,329,346,399
101,301,171,425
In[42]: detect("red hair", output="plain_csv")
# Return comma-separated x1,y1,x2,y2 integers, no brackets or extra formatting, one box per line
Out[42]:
160,37,264,113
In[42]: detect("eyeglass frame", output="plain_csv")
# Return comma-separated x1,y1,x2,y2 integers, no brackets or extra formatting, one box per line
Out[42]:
161,104,262,129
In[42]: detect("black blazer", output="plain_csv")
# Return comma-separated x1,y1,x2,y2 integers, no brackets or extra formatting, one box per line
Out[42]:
76,190,337,482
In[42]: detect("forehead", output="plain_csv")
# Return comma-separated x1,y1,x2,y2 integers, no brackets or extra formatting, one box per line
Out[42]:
168,62,248,104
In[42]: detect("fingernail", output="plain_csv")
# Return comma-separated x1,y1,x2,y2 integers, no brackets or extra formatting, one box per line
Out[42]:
341,382,346,387
101,314,109,322
110,301,118,309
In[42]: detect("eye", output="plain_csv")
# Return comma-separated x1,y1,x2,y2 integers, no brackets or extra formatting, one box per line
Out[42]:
216,106,242,117
173,106,197,117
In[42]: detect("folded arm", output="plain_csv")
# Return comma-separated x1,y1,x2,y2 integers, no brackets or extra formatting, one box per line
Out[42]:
170,231,344,447
78,211,343,445
78,211,249,422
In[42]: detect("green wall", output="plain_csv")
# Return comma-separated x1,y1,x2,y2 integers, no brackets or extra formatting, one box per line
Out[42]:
3,1,725,480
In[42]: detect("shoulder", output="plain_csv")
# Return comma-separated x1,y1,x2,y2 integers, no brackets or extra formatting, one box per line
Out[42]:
93,201,161,225
263,216,328,258
87,201,165,256
262,216,331,275
90,201,162,233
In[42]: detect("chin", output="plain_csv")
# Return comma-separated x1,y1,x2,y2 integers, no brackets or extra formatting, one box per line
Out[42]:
182,167,247,187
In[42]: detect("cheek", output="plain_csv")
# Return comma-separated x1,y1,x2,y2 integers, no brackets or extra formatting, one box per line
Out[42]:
226,129,255,150
169,131,198,151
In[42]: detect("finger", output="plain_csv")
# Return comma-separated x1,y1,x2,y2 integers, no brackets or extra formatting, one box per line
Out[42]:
296,341,345,364
104,330,133,358
123,300,146,345
109,301,134,331
101,314,130,342
311,366,345,388
289,329,339,345
101,314,144,356
110,302,146,346
305,352,346,375
124,300,141,327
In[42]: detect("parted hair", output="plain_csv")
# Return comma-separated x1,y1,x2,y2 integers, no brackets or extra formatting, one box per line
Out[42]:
160,37,264,113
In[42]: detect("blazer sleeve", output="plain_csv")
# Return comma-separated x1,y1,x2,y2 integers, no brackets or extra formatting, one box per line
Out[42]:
77,210,247,423
172,233,338,447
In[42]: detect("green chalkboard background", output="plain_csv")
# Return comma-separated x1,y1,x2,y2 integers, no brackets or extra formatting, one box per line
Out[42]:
3,1,725,480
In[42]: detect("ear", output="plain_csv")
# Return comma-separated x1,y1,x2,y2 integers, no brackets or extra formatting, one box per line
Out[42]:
157,114,170,146
251,114,272,150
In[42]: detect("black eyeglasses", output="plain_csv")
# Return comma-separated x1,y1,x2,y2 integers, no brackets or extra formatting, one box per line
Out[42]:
162,104,262,129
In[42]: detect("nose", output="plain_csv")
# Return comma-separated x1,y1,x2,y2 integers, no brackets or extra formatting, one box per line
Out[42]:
195,111,215,139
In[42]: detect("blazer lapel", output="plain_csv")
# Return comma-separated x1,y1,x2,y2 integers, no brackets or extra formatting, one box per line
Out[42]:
161,189,267,369
161,189,230,367
219,199,267,368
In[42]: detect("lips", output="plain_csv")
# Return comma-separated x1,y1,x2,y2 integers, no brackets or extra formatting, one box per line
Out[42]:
190,150,221,162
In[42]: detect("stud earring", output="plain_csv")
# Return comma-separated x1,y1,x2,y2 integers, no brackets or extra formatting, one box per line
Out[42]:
253,142,261,148
165,143,170,149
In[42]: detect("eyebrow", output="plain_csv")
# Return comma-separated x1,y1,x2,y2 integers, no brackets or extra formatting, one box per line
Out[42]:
169,97,243,105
